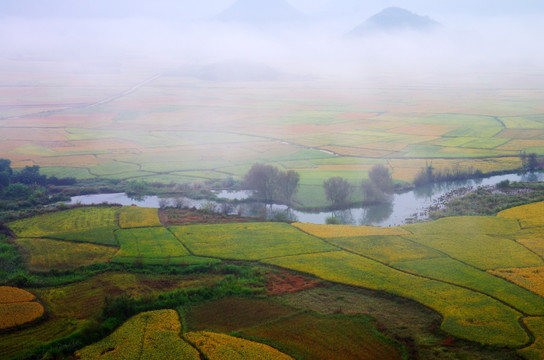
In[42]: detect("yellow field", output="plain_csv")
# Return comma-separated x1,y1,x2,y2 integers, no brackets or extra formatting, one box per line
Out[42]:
76,310,200,360
328,235,444,264
185,331,294,360
118,207,162,228
498,202,544,228
292,223,409,238
15,238,118,271
488,267,544,297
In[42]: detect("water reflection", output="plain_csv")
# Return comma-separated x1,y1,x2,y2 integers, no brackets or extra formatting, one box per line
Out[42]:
359,200,394,226
331,210,354,225
69,172,544,226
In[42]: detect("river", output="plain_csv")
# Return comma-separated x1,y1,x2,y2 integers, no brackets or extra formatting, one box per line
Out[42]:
68,172,544,226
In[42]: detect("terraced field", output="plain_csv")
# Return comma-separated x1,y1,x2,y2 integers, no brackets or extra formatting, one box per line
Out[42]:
3,202,544,358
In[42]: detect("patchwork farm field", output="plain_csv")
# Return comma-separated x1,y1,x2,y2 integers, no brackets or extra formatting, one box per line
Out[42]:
1,201,544,359
1,59,544,356
1,60,543,207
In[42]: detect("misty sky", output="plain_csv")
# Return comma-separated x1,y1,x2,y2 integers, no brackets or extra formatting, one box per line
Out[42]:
2,0,544,20
1,0,543,83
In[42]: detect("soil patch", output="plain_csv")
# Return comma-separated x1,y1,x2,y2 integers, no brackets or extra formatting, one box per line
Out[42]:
160,208,251,227
266,271,322,295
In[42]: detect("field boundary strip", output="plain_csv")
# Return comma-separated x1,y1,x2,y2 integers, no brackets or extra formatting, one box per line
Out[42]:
167,227,196,256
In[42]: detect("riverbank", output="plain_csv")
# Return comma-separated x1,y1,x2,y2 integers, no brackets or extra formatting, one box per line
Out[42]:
426,181,544,219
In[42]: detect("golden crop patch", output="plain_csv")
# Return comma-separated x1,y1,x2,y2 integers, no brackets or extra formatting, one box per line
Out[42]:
292,223,409,238
186,331,294,360
0,287,44,331
118,206,162,228
498,202,544,228
0,286,36,304
0,302,45,330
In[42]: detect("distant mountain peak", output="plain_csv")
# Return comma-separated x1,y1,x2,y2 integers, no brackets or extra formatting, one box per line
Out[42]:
350,7,440,36
216,0,303,23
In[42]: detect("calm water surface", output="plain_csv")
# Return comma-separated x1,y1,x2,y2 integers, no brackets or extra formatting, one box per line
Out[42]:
69,173,544,226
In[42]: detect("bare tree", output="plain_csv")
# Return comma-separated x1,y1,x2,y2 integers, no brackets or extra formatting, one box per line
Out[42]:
158,198,170,209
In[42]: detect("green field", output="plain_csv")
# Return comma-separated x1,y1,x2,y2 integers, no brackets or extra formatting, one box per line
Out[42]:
4,203,544,358
170,222,336,260
403,217,544,270
393,257,544,316
15,238,117,271
112,227,216,265
50,226,119,246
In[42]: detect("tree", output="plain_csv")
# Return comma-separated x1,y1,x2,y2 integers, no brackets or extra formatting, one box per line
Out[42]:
0,159,12,188
13,165,46,185
276,170,300,205
414,161,435,186
323,177,352,206
243,163,279,203
3,183,32,199
368,164,394,194
521,151,539,172
361,180,387,203
243,163,299,205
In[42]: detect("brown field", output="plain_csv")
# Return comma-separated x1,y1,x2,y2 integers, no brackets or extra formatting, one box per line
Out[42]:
185,297,296,333
239,312,405,360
